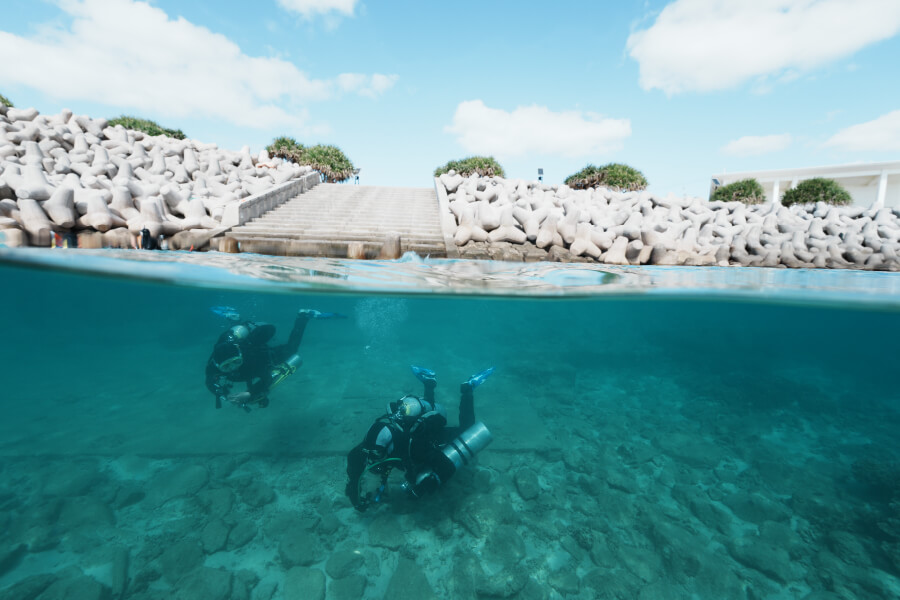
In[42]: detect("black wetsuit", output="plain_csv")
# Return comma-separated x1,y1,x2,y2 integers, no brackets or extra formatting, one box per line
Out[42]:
345,379,476,510
139,228,159,250
205,315,309,409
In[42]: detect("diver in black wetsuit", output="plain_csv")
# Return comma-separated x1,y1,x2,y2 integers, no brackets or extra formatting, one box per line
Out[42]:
345,365,495,512
139,228,160,250
205,309,341,411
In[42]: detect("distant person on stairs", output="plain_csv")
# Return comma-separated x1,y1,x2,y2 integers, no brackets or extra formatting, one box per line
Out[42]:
205,308,344,411
345,365,495,511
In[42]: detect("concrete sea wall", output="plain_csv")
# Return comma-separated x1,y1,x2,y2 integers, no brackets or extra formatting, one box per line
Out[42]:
437,172,900,270
0,105,316,249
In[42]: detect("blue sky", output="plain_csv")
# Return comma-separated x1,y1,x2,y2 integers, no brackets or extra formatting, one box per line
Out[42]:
2,0,899,196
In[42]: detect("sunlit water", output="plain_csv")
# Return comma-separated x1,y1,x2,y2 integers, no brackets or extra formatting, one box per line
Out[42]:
0,248,898,600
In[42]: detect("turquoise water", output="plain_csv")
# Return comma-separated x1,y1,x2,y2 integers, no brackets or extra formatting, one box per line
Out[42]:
0,249,898,599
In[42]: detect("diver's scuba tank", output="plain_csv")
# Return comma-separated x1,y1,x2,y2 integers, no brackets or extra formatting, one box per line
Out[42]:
269,353,302,388
403,422,493,497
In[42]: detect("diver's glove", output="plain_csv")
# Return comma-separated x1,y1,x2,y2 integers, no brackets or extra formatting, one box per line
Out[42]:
346,480,369,512
298,309,347,320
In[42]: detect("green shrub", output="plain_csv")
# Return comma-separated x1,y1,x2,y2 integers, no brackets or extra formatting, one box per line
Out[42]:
304,144,355,183
712,178,766,204
266,136,304,161
434,156,505,178
267,136,354,182
781,178,852,207
0,93,12,108
107,115,185,139
565,163,647,191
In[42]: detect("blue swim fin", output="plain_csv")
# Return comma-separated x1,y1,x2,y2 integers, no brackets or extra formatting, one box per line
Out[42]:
465,367,495,389
298,309,346,320
411,365,436,383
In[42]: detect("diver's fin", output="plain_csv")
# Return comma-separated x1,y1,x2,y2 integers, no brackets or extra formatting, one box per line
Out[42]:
465,367,495,389
298,309,346,320
411,365,436,383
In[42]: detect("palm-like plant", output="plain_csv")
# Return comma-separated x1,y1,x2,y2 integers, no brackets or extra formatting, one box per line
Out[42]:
266,136,354,183
565,163,647,191
305,144,355,183
434,156,505,178
108,115,185,139
266,136,304,161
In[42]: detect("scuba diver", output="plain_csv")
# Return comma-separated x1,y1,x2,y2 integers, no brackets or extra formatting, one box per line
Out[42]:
345,365,495,512
205,307,344,411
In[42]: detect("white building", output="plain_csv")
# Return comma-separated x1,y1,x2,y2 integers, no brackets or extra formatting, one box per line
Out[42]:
710,161,900,208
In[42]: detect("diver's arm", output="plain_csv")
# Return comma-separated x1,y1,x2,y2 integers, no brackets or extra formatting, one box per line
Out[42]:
345,444,369,511
205,360,231,409
247,375,272,406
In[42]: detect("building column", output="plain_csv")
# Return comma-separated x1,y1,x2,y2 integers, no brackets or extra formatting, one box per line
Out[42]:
772,181,781,205
874,171,888,209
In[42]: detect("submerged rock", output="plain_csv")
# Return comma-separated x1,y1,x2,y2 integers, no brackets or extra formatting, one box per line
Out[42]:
328,574,367,599
38,572,110,600
481,525,526,568
367,514,404,549
727,536,799,584
722,491,790,525
146,464,208,506
385,557,436,600
283,567,325,600
174,567,232,600
227,519,257,550
514,468,540,500
325,548,365,580
201,519,231,554
278,524,320,567
159,539,204,584
0,573,57,600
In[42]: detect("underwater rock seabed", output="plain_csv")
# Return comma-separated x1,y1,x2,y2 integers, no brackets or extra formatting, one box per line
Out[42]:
0,252,898,599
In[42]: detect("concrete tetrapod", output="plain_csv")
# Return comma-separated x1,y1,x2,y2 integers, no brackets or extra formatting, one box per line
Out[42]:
42,185,76,228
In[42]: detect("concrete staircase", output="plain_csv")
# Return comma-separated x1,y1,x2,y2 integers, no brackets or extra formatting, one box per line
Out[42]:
225,184,449,257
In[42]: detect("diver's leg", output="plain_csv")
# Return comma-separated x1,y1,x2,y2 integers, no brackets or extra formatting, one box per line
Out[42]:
458,367,494,430
270,315,310,364
286,314,310,353
459,382,475,430
411,366,436,403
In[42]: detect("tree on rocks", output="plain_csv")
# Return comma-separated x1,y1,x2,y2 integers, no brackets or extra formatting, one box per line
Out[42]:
304,144,355,183
266,137,354,183
0,93,12,107
565,163,647,191
565,163,647,192
434,156,505,178
107,115,186,139
712,178,766,204
266,136,304,162
782,177,852,207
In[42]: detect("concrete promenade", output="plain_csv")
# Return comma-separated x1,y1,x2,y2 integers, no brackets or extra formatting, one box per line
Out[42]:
225,184,451,258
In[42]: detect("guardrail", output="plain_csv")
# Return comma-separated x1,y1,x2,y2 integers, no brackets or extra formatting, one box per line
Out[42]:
220,171,320,229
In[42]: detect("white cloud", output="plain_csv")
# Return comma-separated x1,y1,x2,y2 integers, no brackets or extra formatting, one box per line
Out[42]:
721,134,792,156
336,73,398,98
277,0,358,19
0,0,395,129
446,100,631,158
627,0,900,94
823,110,900,151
